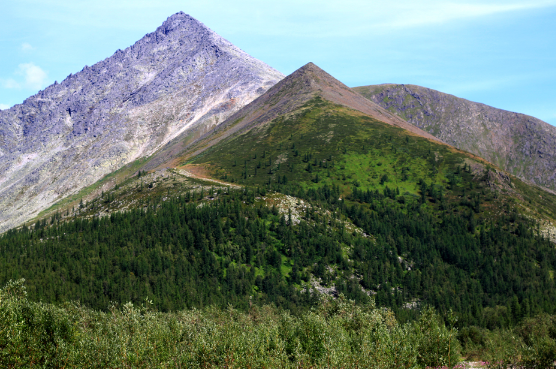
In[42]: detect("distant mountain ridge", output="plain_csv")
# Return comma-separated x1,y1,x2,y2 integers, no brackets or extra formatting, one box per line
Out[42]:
354,84,556,190
0,12,283,232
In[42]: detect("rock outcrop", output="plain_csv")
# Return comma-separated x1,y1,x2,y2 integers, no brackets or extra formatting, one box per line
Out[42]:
354,84,556,190
0,12,283,232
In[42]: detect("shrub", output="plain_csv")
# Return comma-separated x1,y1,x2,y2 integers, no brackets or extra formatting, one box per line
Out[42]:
0,280,468,368
414,306,461,368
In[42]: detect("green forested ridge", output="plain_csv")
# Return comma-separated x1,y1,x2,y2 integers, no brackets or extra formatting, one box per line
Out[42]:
2,112,556,328
187,98,556,324
2,189,319,312
2,98,556,366
192,97,556,221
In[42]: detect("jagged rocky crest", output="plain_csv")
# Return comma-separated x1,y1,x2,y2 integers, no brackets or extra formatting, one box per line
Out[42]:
0,12,283,232
354,84,556,190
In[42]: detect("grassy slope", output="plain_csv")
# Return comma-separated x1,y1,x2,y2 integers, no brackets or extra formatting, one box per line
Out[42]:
190,97,556,224
353,84,556,192
34,158,150,219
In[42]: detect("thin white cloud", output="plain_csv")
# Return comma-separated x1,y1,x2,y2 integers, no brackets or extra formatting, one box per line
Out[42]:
20,42,34,51
376,1,556,29
2,79,21,89
212,0,556,38
16,63,48,89
1,63,48,90
0,104,10,110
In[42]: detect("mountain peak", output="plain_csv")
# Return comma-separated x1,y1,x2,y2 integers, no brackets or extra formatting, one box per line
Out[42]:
222,62,441,140
157,12,207,35
279,62,351,92
0,12,283,233
293,62,322,74
137,12,214,46
177,63,441,162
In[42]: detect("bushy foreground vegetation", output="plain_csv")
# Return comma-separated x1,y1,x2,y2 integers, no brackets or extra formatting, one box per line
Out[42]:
2,280,555,368
458,314,556,368
1,279,460,368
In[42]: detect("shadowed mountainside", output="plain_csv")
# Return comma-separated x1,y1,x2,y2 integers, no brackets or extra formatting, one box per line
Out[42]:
354,84,556,190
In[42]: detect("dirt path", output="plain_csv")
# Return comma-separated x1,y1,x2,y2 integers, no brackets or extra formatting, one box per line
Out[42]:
175,165,241,188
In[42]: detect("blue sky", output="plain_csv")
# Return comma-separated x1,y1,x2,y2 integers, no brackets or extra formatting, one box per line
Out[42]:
1,0,555,125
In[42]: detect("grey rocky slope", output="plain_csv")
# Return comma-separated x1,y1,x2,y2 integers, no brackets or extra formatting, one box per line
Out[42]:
354,84,556,190
0,12,283,232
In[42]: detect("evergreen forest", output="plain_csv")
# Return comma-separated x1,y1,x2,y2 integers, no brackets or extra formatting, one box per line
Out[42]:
2,98,556,367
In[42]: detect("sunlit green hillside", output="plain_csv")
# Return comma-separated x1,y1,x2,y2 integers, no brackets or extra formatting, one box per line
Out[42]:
191,97,556,223
3,97,555,332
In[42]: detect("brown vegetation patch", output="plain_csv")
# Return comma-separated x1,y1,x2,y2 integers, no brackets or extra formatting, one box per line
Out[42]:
181,164,213,179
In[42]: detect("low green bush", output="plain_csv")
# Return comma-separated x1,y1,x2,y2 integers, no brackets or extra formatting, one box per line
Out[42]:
3,280,554,368
1,279,463,368
458,314,556,368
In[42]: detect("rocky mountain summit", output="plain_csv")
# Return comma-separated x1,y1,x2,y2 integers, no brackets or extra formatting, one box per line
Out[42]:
0,12,283,232
354,84,556,190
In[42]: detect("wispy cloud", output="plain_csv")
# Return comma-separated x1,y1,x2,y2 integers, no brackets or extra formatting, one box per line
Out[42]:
20,42,34,51
17,63,48,89
2,79,20,89
374,1,556,29
1,63,48,90
14,0,556,39
215,0,556,38
0,104,10,110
